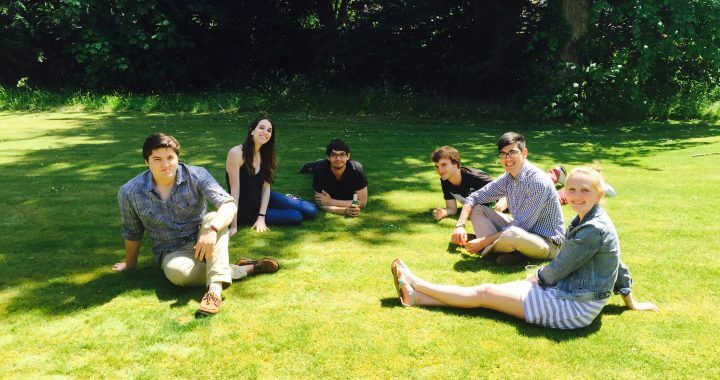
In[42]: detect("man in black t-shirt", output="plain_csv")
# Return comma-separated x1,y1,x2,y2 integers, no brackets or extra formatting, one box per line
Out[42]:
431,146,493,221
312,139,368,217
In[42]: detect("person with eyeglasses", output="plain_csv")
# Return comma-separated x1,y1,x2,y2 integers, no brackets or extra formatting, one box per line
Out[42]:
451,132,565,265
311,139,368,217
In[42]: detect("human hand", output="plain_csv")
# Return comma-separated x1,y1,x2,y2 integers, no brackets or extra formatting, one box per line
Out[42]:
252,218,269,232
194,230,217,260
315,190,332,206
432,208,447,221
494,197,508,212
451,227,467,245
345,204,361,217
112,262,134,272
229,225,238,237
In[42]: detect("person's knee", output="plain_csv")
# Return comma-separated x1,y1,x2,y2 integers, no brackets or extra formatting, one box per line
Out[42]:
461,284,492,308
502,226,524,240
471,205,491,219
163,265,191,287
301,202,318,219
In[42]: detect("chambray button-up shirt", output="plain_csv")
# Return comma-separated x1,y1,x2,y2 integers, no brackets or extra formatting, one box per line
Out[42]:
118,163,234,263
465,160,565,246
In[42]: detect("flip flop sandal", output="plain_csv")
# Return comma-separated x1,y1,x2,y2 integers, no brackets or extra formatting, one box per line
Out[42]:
391,259,415,307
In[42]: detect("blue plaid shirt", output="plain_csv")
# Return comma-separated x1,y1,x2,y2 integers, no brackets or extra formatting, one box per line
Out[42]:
465,160,565,246
118,163,234,262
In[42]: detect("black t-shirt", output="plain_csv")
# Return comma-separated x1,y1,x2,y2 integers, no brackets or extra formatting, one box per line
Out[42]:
312,160,368,200
441,166,492,204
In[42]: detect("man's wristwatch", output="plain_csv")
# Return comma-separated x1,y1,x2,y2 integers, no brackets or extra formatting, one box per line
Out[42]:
455,222,465,228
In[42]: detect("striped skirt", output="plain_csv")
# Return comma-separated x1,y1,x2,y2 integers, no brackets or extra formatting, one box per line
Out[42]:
522,284,608,329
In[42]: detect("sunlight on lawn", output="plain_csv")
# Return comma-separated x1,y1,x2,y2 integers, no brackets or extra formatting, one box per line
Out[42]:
1,112,719,377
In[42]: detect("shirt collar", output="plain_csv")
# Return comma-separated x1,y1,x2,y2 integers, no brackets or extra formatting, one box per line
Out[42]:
141,163,186,192
513,160,532,180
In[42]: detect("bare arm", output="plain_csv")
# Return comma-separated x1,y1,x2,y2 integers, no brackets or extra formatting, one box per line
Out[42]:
112,239,141,271
433,199,458,220
622,293,660,311
194,201,237,260
355,186,368,208
226,145,243,235
450,203,473,244
314,190,361,217
252,181,271,232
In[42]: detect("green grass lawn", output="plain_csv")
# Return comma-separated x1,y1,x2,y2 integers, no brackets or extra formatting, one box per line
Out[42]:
1,111,719,378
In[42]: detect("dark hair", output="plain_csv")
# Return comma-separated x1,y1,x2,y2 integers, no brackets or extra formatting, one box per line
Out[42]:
143,133,180,161
241,115,276,184
431,146,461,167
497,132,526,153
326,139,350,156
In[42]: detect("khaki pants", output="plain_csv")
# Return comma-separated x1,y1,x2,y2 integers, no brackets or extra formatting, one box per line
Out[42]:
161,212,236,288
469,205,560,260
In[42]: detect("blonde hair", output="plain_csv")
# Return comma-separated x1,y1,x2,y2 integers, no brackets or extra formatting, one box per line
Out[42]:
567,166,605,193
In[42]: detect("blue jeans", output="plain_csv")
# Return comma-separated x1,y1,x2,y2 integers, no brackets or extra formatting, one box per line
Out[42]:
265,191,317,226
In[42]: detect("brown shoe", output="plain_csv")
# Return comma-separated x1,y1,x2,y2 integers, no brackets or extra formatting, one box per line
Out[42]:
495,252,526,266
197,291,222,315
235,257,280,276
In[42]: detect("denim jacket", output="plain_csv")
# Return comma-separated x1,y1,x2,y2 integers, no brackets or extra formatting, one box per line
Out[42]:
537,205,633,301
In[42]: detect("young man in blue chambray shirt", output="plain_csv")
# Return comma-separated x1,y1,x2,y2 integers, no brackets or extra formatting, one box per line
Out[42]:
451,132,565,266
114,133,273,316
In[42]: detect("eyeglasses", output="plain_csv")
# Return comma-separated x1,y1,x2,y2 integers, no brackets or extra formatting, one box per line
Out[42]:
329,152,348,158
497,150,521,160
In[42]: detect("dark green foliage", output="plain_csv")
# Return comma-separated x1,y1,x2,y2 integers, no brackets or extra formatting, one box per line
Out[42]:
1,1,719,120
523,0,720,121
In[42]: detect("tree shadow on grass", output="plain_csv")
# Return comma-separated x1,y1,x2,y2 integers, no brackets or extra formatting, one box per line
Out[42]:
3,263,285,317
4,266,196,316
379,297,602,341
2,112,718,321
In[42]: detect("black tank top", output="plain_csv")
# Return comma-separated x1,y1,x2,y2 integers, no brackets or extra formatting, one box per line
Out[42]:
226,163,264,225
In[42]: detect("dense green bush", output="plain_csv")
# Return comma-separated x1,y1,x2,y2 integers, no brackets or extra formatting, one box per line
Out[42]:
524,0,720,121
1,1,719,121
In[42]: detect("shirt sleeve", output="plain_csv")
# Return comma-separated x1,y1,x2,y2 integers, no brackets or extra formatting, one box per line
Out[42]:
613,260,633,295
197,167,235,208
465,176,506,206
312,171,323,193
441,180,453,200
118,187,144,241
537,224,603,286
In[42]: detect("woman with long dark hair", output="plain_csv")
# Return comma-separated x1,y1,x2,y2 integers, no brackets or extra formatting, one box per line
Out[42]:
226,116,316,236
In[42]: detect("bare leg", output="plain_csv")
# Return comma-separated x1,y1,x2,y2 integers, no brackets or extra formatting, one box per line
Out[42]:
398,265,529,320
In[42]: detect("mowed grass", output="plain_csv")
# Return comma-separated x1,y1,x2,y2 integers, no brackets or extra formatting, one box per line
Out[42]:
0,111,719,378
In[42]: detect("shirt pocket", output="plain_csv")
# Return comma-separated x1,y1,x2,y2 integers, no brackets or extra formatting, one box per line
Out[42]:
175,199,202,221
139,207,168,228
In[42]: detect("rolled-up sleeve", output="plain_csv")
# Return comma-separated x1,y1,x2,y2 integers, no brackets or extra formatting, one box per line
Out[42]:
614,260,633,295
538,224,602,286
197,168,235,208
118,188,144,241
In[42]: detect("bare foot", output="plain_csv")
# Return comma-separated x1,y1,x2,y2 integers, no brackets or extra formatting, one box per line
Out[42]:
464,236,493,253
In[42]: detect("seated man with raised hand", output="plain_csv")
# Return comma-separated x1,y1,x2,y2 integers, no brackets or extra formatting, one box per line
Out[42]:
114,133,279,317
312,138,368,217
451,132,565,266
430,145,496,239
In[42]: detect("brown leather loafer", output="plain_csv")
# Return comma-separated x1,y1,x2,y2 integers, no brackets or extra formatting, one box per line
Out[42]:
235,257,280,276
197,291,222,315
